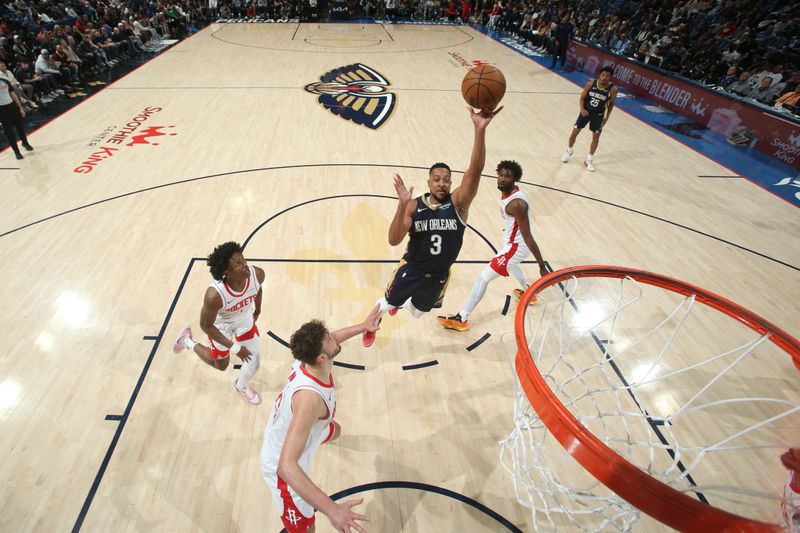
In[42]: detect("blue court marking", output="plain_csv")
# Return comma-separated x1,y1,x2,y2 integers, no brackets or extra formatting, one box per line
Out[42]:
2,163,794,273
472,25,800,207
73,257,198,532
402,360,439,370
548,276,708,505
278,480,523,533
142,335,158,340
333,361,367,370
266,330,290,348
466,333,491,351
501,294,511,315
210,19,474,53
104,415,123,421
233,364,242,369
242,193,496,252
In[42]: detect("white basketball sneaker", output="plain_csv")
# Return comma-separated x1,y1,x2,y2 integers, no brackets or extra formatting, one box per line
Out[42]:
584,158,595,172
234,380,262,405
561,148,573,162
172,327,193,353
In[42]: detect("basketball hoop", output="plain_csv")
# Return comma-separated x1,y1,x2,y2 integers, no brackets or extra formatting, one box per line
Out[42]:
500,266,800,532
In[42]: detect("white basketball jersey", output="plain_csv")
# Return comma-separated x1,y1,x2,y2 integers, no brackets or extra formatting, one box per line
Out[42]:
499,188,529,245
261,360,336,477
209,265,260,330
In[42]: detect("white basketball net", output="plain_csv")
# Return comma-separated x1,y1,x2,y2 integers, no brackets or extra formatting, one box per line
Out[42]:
500,273,800,532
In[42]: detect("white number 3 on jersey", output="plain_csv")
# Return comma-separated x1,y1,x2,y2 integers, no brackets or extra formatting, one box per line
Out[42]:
429,234,442,255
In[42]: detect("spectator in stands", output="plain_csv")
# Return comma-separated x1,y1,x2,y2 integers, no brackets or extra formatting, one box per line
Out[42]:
773,83,800,113
12,35,32,61
551,14,573,70
747,75,780,104
15,58,58,104
718,65,739,88
750,63,784,88
78,33,109,69
52,44,81,85
726,70,752,96
0,61,39,110
35,49,72,92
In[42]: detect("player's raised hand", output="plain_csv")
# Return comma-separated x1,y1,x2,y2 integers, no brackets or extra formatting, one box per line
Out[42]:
328,498,369,532
469,105,503,129
236,345,252,362
539,264,549,278
363,304,382,332
393,173,413,204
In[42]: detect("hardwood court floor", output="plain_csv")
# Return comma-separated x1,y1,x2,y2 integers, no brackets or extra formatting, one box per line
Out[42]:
0,22,798,532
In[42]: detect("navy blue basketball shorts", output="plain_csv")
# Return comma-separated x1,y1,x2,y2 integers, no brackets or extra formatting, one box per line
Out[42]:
384,263,451,312
575,113,604,133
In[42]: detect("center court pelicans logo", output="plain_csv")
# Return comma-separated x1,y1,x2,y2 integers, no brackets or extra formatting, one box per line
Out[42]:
304,64,396,130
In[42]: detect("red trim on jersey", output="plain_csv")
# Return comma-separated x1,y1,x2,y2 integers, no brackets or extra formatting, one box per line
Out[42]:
223,269,251,297
500,186,519,200
322,421,336,444
235,323,259,342
507,221,519,244
299,364,334,388
276,475,315,533
490,243,519,277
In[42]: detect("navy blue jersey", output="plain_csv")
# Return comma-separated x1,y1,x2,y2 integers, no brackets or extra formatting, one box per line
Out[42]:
402,194,466,274
584,80,614,116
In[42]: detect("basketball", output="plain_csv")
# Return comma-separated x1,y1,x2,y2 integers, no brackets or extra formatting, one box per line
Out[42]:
461,65,506,112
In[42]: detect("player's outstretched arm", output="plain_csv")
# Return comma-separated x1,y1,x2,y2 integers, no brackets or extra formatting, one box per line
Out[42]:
200,287,252,362
278,391,369,532
253,266,265,322
507,199,548,277
199,288,231,347
333,305,382,344
451,106,502,217
388,173,415,246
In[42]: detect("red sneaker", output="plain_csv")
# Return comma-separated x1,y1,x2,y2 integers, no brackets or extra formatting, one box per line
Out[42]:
362,318,382,347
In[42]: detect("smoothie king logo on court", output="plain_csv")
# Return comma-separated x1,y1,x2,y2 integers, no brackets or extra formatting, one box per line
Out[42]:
73,107,177,174
447,52,489,69
304,64,396,130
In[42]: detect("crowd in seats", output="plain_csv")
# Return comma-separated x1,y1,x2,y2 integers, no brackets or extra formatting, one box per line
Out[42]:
0,0,206,111
478,0,800,116
213,0,473,24
2,0,797,117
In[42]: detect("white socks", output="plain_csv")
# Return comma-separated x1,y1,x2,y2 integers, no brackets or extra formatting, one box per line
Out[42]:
508,264,529,289
184,337,196,350
402,298,426,319
460,266,501,321
235,340,260,389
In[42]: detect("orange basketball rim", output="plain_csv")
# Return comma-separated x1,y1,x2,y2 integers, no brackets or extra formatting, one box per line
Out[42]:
513,265,800,533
